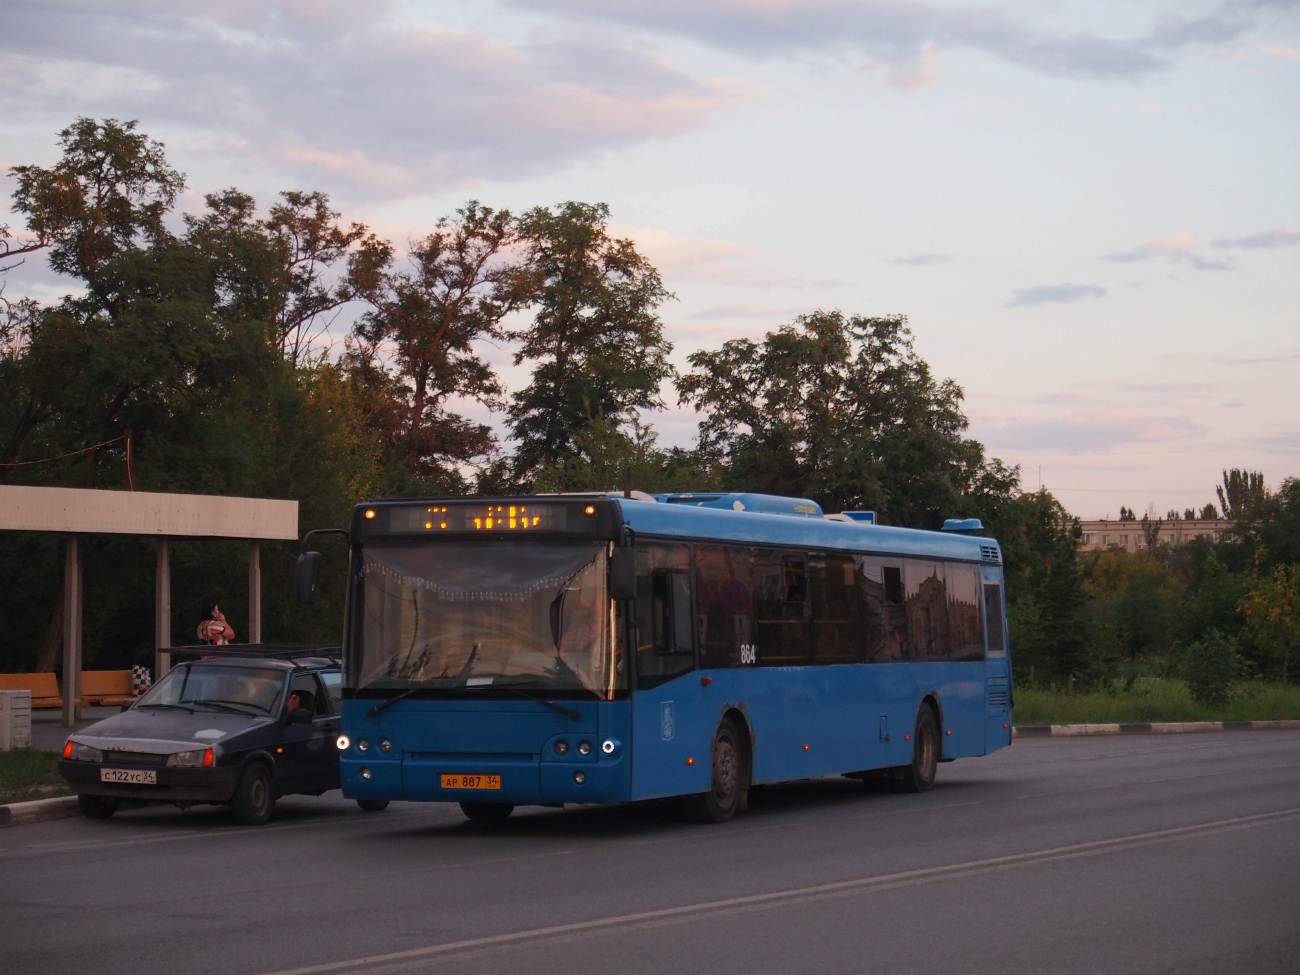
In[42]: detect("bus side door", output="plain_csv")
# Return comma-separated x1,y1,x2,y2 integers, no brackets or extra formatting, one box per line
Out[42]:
629,547,713,800
981,570,1011,750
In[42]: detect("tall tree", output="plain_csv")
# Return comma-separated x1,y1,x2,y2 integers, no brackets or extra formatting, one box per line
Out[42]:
1005,491,1089,683
677,310,1015,526
261,191,390,366
10,118,184,282
352,202,530,485
1217,469,1269,522
507,202,672,478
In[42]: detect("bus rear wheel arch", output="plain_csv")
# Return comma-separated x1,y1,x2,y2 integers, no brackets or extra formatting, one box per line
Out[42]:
682,714,750,823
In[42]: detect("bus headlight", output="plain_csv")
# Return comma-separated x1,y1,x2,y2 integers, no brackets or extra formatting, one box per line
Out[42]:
601,739,617,755
336,735,351,750
578,740,592,755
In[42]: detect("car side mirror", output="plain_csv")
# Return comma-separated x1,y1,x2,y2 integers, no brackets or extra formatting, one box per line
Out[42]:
608,547,636,601
286,707,314,725
294,551,323,604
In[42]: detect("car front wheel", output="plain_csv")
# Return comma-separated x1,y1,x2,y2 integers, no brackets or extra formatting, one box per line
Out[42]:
232,764,275,825
77,794,119,819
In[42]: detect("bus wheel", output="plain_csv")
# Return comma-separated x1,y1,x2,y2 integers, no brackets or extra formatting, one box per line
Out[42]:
357,799,390,812
683,720,744,823
895,706,940,793
460,802,514,823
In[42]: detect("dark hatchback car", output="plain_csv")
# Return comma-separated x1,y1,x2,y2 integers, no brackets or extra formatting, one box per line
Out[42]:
58,646,388,825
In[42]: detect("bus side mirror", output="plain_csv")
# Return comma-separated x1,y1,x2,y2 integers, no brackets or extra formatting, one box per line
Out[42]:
608,548,636,601
294,551,323,604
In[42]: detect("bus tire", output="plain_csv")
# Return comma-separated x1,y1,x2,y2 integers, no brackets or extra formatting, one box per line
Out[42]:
231,763,275,825
77,794,119,819
357,799,390,812
460,802,514,823
682,720,744,823
895,705,940,793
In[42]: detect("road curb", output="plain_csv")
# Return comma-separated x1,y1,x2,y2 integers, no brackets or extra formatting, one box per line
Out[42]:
1013,720,1300,738
0,795,79,828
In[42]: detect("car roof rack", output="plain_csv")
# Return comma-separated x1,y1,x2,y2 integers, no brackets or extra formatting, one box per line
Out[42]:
167,644,341,665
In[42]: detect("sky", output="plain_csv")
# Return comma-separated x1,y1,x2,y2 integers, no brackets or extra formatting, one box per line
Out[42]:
2,0,1297,518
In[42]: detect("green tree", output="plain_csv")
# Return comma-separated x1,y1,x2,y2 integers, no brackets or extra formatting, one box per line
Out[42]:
352,202,531,487
677,310,1016,527
261,191,389,366
1180,630,1244,708
531,414,722,495
1003,491,1089,684
507,202,672,479
1217,469,1269,522
0,119,395,672
1242,560,1300,691
10,118,184,282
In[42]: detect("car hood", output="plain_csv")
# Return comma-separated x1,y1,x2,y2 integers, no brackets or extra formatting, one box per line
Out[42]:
70,709,276,754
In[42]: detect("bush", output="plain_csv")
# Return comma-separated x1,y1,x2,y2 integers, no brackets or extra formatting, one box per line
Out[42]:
1180,631,1245,708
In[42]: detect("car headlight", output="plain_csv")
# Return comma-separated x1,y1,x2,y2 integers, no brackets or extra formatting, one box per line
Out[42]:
70,743,103,763
168,748,213,767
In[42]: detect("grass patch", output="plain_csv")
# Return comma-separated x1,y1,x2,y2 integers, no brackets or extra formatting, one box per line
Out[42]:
0,749,71,805
1014,680,1300,725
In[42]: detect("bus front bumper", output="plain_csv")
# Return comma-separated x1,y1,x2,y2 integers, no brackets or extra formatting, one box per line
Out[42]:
341,752,629,805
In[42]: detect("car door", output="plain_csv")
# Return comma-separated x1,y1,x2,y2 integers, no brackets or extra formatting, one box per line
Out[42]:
315,670,343,792
279,673,336,795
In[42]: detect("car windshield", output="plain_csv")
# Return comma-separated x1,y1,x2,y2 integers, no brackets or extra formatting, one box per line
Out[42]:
352,540,621,698
139,664,283,715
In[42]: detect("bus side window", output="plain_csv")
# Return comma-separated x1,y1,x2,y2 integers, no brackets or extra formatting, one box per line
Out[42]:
810,553,860,663
904,560,950,660
695,544,756,669
755,549,810,666
984,583,1007,656
947,562,984,661
652,570,694,657
635,543,695,689
860,558,906,662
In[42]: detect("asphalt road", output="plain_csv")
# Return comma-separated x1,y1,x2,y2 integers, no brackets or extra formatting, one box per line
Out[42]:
3,731,1298,975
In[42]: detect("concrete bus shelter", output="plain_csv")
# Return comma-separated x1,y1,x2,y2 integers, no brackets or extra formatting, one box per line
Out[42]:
0,486,298,727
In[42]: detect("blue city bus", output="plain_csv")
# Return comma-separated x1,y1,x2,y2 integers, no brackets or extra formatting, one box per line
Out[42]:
303,492,1012,823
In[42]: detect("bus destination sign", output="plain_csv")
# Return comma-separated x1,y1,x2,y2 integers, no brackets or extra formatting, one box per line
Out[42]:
366,499,613,535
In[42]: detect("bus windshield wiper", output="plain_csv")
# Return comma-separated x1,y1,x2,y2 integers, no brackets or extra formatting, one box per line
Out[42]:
366,677,448,717
461,681,581,720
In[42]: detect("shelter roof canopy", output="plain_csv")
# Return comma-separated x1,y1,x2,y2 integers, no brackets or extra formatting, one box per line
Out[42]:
0,486,298,540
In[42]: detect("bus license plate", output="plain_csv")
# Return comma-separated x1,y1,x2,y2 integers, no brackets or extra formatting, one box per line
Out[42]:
440,774,501,790
101,768,156,785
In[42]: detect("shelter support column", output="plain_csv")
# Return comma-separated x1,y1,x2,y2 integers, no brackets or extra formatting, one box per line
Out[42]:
248,541,262,644
62,535,82,728
155,538,171,680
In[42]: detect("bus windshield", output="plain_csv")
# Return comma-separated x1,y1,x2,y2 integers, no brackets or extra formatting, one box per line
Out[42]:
352,540,619,698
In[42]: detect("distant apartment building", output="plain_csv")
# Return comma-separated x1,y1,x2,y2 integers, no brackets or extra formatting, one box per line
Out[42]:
1078,519,1232,554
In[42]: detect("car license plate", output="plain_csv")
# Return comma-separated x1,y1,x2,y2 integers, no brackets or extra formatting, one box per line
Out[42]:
100,768,157,785
440,773,501,790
